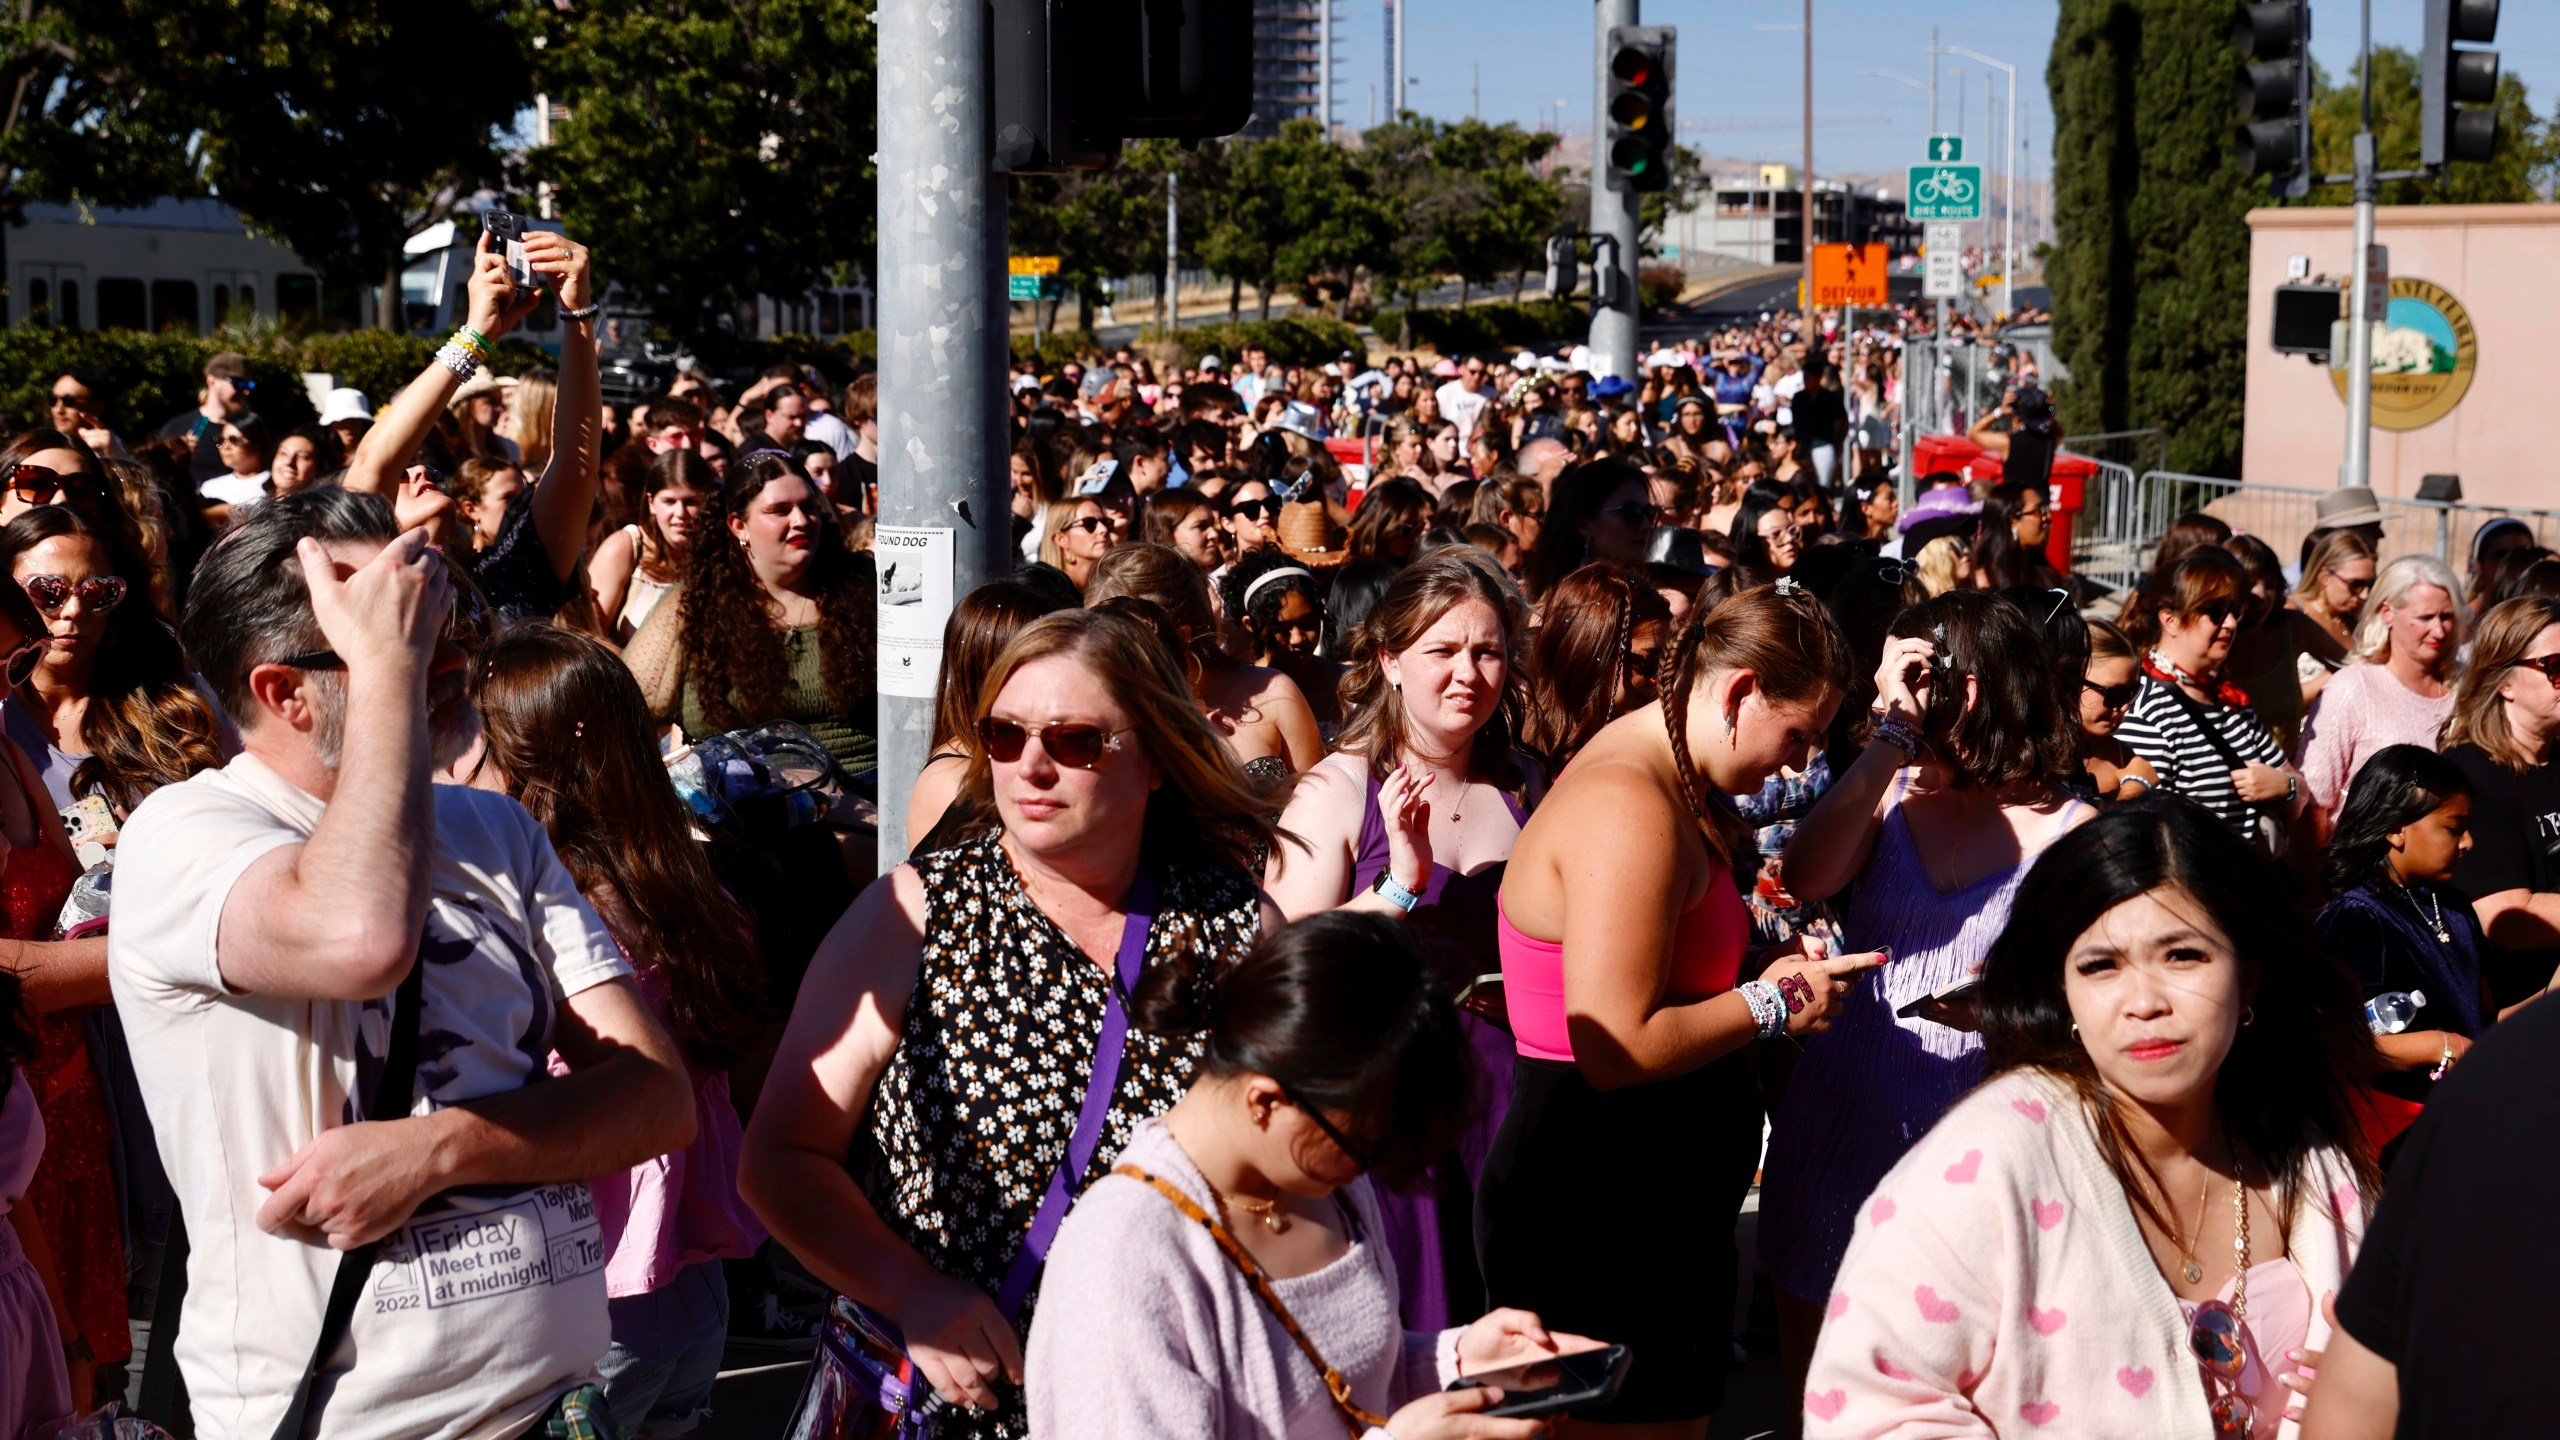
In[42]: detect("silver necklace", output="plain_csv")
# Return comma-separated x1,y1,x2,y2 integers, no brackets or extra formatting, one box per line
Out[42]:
2400,881,2451,944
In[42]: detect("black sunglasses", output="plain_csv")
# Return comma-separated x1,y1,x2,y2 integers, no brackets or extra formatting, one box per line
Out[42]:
976,717,1132,770
1601,501,1659,527
2082,678,2139,710
1274,1077,1379,1173
1227,498,1281,522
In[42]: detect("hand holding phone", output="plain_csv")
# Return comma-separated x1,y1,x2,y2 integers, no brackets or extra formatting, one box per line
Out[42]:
1446,1341,1632,1420
484,209,534,289
1897,974,1985,1031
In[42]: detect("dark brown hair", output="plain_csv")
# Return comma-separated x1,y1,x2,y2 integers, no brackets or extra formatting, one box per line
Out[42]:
636,447,719,582
1886,590,2083,792
1332,547,1527,788
1347,478,1433,567
930,577,1076,752
677,453,873,733
1657,580,1854,870
0,505,225,812
471,623,764,1068
1522,562,1669,773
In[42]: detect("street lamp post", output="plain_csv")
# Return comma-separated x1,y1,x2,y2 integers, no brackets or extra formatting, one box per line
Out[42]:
1935,43,2017,320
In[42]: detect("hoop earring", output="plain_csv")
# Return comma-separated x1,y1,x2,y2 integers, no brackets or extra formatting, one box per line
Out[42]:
2241,1007,2255,1028
2069,1023,2080,1041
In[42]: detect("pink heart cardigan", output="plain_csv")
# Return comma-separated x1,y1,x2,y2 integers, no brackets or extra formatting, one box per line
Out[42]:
1804,1068,2368,1440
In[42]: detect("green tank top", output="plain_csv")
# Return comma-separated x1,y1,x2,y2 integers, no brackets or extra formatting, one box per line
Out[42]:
678,623,878,776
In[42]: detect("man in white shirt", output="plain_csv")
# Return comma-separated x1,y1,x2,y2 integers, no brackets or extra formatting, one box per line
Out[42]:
1434,354,1494,445
1232,342,1280,410
111,489,694,1440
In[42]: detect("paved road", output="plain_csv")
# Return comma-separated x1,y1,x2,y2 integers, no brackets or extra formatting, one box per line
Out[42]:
693,1204,1793,1439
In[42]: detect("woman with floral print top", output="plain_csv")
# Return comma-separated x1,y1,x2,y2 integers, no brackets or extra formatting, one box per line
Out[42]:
742,608,1284,1439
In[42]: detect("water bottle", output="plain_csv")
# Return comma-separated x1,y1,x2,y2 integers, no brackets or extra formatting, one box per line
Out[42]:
2365,990,2427,1035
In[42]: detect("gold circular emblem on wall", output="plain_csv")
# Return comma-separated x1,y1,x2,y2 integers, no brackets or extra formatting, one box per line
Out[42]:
2328,278,2477,431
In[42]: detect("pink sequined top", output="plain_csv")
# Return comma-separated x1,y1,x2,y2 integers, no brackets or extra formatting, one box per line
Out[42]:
550,965,766,1297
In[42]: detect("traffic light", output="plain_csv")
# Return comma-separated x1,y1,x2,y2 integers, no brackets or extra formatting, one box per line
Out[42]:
994,0,1254,174
1602,26,1675,194
2232,1,2310,196
2422,0,2500,166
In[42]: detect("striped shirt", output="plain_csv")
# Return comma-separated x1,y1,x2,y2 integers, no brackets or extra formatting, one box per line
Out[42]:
2116,674,2287,835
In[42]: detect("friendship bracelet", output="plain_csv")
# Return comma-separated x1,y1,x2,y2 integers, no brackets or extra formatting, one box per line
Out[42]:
559,301,601,323
435,343,481,381
458,324,493,354
1869,709,1921,756
1739,979,1788,1041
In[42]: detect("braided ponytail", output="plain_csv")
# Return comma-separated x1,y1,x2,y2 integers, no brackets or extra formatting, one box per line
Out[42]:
1656,581,1853,873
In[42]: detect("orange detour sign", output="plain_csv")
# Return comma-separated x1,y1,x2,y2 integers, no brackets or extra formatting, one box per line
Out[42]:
1810,243,1890,307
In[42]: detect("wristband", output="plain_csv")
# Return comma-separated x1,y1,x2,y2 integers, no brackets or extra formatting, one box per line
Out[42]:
1370,870,1422,914
559,301,601,322
2432,1033,2456,1082
435,343,481,381
1739,979,1788,1041
448,331,491,365
1869,709,1921,756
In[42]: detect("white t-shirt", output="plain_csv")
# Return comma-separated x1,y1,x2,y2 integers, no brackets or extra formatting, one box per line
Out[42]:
110,755,633,1440
1434,381,1491,443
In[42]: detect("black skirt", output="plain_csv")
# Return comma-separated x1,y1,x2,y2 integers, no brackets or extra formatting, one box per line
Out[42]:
1475,1049,1762,1424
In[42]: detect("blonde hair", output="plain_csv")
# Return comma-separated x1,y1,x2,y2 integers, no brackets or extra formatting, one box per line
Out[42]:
2292,530,2377,609
1037,497,1099,571
2353,554,2466,665
1914,533,1970,597
503,371,558,472
960,608,1284,869
2442,596,2560,772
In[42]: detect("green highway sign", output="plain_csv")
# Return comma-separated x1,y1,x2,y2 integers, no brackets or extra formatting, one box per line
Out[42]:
1905,163,1984,221
1926,134,1964,163
1007,274,1064,302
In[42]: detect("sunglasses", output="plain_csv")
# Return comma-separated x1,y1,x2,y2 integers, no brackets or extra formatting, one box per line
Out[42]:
2189,1300,2251,1435
1602,501,1659,527
2194,599,2243,625
8,464,94,506
2510,653,2560,683
1062,515,1113,536
1228,499,1281,522
2082,678,2139,710
20,574,126,617
0,634,39,689
48,392,87,408
976,717,1133,770
2326,570,2376,596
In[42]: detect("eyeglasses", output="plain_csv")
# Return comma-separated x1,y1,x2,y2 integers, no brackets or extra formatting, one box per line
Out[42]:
20,574,126,617
8,464,95,506
1273,1077,1379,1173
1601,501,1659,527
2082,678,2139,710
976,717,1133,770
2510,653,2560,683
1227,499,1281,522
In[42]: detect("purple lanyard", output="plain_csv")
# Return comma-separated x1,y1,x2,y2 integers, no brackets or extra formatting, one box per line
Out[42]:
994,865,1158,1318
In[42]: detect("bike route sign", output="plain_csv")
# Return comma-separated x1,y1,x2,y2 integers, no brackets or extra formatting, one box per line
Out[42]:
1905,163,1983,221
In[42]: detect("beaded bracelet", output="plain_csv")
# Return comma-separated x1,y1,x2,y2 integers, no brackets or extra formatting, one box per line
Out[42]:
1869,709,1922,756
435,343,480,381
1738,978,1788,1041
457,324,493,357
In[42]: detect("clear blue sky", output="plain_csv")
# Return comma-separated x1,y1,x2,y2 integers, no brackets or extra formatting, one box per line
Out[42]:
1346,1,2560,182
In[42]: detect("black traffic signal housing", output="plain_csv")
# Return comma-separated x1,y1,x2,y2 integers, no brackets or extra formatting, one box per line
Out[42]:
994,0,1254,174
1603,26,1675,195
2422,0,2500,166
2232,1,2311,198
2270,281,2341,357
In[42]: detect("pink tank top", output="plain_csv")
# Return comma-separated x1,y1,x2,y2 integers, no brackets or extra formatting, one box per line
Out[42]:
1496,869,1749,1063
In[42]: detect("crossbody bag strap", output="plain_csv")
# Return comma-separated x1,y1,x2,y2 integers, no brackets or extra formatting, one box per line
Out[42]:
2154,681,2274,808
993,866,1159,1320
1113,1165,1387,1439
268,955,428,1440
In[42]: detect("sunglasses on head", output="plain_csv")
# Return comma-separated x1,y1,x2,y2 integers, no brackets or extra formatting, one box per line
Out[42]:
976,716,1132,770
2082,677,2139,710
20,574,126,617
9,464,94,506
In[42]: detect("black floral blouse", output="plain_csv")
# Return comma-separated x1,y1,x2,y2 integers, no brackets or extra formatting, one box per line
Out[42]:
858,832,1264,1439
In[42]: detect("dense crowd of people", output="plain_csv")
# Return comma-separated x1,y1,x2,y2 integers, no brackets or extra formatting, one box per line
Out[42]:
0,221,2551,1440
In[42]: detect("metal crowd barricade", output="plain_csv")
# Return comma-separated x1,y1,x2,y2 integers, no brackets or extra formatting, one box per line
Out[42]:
2079,471,2560,592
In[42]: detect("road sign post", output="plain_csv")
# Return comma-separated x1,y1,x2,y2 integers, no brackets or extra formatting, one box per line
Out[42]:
1925,133,1964,162
1905,163,1984,221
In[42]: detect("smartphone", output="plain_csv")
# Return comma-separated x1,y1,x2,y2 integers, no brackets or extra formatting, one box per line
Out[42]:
484,209,534,288
1897,974,1983,1021
1449,1343,1632,1420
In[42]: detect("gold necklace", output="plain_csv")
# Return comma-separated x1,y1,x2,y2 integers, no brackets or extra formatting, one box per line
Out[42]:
2172,1171,2212,1285
1218,1187,1287,1234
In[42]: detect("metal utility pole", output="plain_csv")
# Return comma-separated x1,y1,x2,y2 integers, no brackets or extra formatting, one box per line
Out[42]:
1589,0,1641,379
2342,0,2378,490
1319,0,1332,133
1393,0,1407,115
1164,169,1180,335
1939,43,2018,319
1801,0,1814,314
876,0,1008,866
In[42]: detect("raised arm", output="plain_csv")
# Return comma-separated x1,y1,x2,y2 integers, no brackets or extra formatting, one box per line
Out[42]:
345,234,542,499
214,532,451,1000
1785,633,1934,904
524,231,602,583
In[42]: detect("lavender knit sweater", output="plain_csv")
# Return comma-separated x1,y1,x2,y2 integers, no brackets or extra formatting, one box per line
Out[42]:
1027,1119,1464,1440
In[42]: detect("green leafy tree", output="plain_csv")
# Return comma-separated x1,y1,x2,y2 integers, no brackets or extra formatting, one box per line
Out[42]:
1194,121,1375,321
198,0,532,330
1008,139,1189,332
2046,0,2257,476
1428,119,1567,306
2309,47,2559,204
1354,115,1449,335
0,1,207,319
532,0,877,343
1637,144,1712,258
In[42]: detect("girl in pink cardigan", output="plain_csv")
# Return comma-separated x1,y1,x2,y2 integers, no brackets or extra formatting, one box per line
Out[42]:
1029,912,1601,1440
1807,800,2383,1439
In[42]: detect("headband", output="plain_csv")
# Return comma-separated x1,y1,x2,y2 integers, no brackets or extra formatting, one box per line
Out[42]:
1242,566,1316,610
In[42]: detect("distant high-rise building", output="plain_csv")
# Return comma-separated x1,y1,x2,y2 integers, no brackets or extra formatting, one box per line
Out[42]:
1248,0,1332,137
